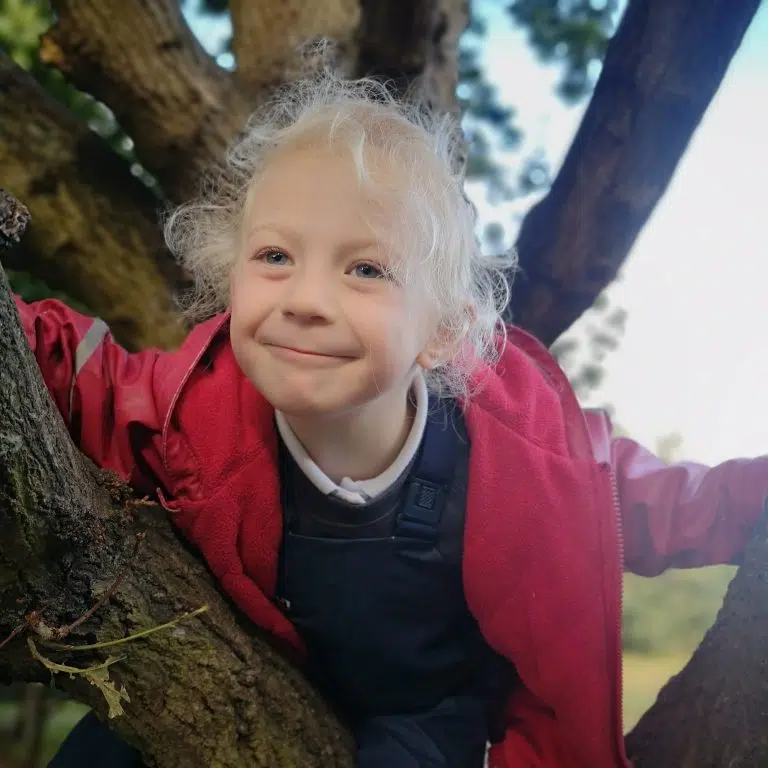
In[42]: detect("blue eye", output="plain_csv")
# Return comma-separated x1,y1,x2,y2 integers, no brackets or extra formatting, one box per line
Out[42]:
352,262,385,280
259,249,290,265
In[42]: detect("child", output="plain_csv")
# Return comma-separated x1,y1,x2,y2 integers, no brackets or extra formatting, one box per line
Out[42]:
16,72,768,767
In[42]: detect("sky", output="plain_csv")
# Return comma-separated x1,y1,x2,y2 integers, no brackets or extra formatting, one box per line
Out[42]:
188,2,768,465
474,1,768,464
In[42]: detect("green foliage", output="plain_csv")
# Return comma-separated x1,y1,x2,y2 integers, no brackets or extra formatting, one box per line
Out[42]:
461,0,618,202
550,290,627,396
460,11,525,201
508,0,619,101
0,0,48,69
0,695,88,767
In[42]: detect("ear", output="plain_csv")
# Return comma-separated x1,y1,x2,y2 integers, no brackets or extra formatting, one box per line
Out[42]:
416,336,448,371
416,303,476,370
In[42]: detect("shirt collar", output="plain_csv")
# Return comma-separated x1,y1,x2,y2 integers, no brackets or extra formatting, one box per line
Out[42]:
275,371,429,505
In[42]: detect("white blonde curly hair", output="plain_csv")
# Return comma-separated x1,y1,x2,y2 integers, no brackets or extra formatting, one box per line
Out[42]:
164,69,516,401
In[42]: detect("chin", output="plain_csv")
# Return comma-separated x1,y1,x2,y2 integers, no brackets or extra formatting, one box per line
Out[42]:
268,383,385,422
260,387,340,418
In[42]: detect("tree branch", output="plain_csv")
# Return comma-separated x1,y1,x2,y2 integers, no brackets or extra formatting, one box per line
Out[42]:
0,190,353,767
0,51,184,351
510,0,761,345
626,505,768,766
356,0,469,120
230,0,361,91
44,0,252,203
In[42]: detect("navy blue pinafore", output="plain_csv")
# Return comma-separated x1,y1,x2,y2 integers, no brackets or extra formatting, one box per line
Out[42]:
275,399,514,767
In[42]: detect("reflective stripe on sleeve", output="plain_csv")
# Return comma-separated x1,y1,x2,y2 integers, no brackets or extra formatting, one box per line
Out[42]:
68,317,109,419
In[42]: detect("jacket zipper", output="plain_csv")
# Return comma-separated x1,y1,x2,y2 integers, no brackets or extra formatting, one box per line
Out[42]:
607,463,628,765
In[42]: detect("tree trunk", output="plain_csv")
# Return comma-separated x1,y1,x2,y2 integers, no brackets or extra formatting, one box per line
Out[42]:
0,191,353,767
356,0,469,121
229,0,361,91
44,0,252,205
625,505,768,767
510,0,761,345
0,51,185,351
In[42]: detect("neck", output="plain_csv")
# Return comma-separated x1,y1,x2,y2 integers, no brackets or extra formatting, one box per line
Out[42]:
283,381,416,483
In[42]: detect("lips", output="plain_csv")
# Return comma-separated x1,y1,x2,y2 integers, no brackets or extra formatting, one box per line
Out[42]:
265,343,354,361
283,346,339,357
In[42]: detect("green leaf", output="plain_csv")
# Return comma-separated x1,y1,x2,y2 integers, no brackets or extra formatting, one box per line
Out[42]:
27,638,130,718
84,665,132,719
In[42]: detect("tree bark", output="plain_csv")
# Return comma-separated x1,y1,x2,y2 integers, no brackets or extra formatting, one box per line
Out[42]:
356,0,469,121
229,0,361,91
0,51,184,351
0,191,353,768
626,506,768,767
510,0,762,345
44,0,252,204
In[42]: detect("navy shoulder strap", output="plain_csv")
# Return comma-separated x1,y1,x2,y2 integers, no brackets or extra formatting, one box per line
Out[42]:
394,399,461,544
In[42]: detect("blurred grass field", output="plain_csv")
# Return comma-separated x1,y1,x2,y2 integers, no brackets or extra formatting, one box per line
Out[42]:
623,652,690,731
0,698,87,767
621,566,735,730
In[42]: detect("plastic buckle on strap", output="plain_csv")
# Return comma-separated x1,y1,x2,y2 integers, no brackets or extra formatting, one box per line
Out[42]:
396,478,443,543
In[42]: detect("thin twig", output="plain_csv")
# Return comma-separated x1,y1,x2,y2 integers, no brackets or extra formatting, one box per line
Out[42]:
0,616,32,652
27,638,125,673
52,531,146,640
42,605,209,651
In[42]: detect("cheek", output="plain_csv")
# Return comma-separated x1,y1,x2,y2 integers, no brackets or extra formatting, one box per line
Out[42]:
390,296,437,352
229,265,247,313
230,269,271,324
359,301,431,365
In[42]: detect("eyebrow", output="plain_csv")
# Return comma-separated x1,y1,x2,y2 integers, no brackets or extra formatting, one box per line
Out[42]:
246,223,382,256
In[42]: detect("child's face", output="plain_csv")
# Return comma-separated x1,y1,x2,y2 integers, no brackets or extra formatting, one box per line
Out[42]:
229,143,442,420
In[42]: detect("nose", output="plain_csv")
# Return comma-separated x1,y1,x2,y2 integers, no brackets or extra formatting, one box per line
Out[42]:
281,265,336,324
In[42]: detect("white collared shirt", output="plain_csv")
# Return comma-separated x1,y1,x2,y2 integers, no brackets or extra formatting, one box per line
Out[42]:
275,372,428,505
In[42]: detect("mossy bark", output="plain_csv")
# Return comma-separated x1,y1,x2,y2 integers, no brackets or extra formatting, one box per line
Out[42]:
0,51,185,351
0,191,353,767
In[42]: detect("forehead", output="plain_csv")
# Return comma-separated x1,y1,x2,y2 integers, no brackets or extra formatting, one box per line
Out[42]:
244,144,406,242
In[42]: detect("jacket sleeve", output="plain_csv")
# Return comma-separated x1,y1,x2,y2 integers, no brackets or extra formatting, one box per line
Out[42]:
14,295,168,497
585,409,768,576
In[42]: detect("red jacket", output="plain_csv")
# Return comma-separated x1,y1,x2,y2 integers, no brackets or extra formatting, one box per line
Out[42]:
17,296,768,767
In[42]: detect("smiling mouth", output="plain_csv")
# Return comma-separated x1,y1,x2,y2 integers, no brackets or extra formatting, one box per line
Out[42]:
266,344,353,362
